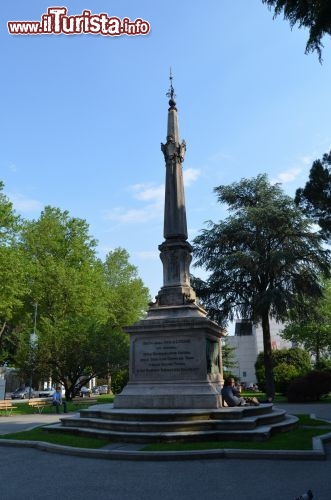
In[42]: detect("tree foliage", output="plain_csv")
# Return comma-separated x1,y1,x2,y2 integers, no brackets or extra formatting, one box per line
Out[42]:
13,207,108,397
295,150,331,242
262,0,331,61
12,208,149,399
103,248,149,330
100,248,149,389
255,348,311,393
193,174,330,399
281,280,331,363
221,337,238,374
0,181,28,364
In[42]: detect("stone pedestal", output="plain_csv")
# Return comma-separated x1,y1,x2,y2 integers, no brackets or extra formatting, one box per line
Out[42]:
114,305,224,409
114,81,226,410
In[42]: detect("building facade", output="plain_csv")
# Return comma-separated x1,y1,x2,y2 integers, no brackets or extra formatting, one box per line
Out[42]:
226,319,292,386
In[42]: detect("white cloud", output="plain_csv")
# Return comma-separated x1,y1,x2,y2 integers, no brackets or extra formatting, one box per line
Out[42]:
300,155,313,167
129,183,164,203
272,168,302,184
8,162,17,172
104,204,163,224
135,250,159,260
104,170,199,226
184,168,200,186
104,182,164,224
8,192,43,213
208,151,235,163
271,155,314,185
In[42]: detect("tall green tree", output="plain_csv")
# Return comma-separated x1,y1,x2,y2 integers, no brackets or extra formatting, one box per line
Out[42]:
101,248,149,392
15,206,109,398
221,338,238,375
262,0,331,61
14,210,149,397
295,150,331,242
0,181,28,365
281,280,331,363
193,174,330,400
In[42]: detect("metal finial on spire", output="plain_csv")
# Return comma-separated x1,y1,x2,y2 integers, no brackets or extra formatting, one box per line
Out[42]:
166,68,176,105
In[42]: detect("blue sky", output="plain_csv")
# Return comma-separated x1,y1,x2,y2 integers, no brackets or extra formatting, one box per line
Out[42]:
1,1,331,305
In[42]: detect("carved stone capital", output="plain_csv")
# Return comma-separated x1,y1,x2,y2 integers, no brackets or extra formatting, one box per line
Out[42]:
161,139,186,163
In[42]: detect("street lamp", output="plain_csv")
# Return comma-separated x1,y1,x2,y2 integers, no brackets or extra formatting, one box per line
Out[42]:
28,304,38,399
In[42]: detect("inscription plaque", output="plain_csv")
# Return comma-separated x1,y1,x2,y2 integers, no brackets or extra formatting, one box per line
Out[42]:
132,335,203,381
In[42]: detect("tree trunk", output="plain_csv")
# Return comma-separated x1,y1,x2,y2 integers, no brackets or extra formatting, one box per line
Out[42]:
315,330,320,366
0,321,6,338
261,311,275,401
106,370,113,395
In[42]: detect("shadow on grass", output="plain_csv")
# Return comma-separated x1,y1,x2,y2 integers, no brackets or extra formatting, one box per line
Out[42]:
142,415,331,452
0,427,109,449
1,415,330,452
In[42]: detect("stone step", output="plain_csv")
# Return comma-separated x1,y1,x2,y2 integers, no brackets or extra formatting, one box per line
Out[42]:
80,403,273,422
47,403,297,444
60,408,287,433
47,415,298,443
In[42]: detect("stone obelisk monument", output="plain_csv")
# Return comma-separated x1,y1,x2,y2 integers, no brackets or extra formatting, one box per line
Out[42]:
114,75,225,409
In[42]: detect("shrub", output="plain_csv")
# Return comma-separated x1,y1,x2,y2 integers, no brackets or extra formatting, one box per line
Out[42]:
273,363,301,394
111,368,129,394
255,348,311,393
315,358,331,371
287,370,331,402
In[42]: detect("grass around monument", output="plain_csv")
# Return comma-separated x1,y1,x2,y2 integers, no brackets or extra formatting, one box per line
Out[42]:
0,427,109,449
2,394,114,415
142,414,331,452
0,414,330,451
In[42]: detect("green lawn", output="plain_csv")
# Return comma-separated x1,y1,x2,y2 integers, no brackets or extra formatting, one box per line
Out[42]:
0,414,330,452
2,395,114,415
142,415,331,452
0,427,109,448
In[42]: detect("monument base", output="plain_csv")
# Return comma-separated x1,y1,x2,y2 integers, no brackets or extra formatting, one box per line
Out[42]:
114,305,225,410
113,381,222,409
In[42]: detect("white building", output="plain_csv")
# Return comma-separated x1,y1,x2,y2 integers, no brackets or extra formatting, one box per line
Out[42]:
225,319,292,386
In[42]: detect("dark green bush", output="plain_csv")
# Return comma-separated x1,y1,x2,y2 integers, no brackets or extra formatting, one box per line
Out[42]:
315,358,331,371
273,363,301,394
111,368,129,394
287,370,331,402
255,348,311,394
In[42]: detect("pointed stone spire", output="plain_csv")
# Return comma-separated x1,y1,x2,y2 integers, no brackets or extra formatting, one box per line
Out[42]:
155,72,198,308
166,69,180,145
161,70,187,240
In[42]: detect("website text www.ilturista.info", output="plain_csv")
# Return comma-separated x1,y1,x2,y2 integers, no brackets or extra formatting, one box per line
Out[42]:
7,7,151,36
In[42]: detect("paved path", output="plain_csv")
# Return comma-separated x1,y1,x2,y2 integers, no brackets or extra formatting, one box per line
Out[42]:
0,411,72,435
1,402,331,499
1,445,331,500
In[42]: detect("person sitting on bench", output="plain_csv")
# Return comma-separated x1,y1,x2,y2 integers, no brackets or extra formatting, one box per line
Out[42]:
52,387,68,413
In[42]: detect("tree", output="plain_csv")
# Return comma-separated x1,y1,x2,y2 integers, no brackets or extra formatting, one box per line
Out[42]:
281,280,331,363
295,150,331,242
101,248,149,392
262,0,331,61
15,206,110,398
14,212,149,398
0,181,28,365
193,174,330,400
103,248,149,330
221,337,238,377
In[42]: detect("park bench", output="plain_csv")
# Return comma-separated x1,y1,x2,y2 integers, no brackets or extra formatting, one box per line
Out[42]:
0,400,17,416
28,399,52,414
72,398,98,409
